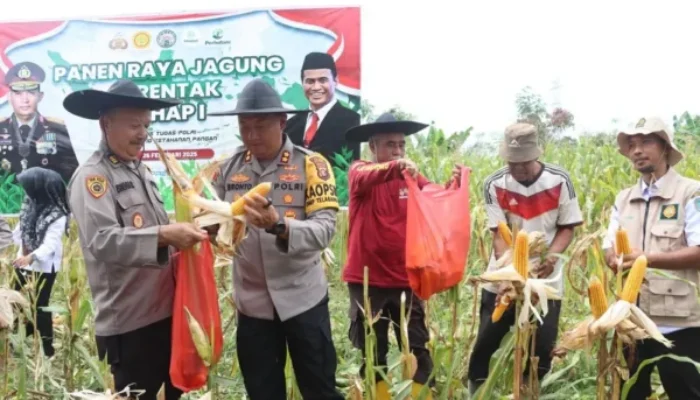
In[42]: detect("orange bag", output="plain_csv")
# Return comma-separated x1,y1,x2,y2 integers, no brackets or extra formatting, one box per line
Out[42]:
404,167,472,300
170,239,224,392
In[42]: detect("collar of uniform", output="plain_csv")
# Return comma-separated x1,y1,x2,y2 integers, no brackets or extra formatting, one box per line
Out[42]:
630,168,679,201
308,97,337,125
12,113,36,129
243,134,296,166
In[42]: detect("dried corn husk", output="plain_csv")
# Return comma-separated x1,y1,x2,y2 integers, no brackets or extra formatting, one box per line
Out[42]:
185,307,213,368
0,287,29,328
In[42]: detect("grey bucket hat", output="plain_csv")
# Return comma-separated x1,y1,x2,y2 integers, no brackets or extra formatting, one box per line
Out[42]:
498,122,543,163
208,78,306,116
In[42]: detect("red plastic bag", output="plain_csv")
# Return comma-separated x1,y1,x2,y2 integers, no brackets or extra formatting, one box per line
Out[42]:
404,167,472,300
170,239,224,392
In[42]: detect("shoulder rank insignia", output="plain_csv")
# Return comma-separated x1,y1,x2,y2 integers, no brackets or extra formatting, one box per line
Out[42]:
280,150,290,164
108,155,119,165
86,175,107,199
660,203,679,220
244,151,252,163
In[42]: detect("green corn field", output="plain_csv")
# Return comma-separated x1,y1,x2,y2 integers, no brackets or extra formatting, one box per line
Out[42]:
1,114,700,399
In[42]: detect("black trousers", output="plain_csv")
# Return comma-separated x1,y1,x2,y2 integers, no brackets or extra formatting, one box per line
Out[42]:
347,283,434,386
624,327,700,399
236,295,344,400
96,317,182,400
467,289,561,384
13,267,57,357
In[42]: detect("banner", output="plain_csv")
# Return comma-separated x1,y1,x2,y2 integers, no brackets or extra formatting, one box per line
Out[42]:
0,7,361,214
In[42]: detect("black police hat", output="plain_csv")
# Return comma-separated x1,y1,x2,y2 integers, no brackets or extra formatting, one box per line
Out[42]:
301,52,337,78
63,79,181,120
5,61,45,91
208,78,305,116
344,112,428,143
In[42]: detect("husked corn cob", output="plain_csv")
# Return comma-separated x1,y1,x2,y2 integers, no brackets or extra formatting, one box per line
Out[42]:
492,295,511,322
615,228,632,256
230,182,273,215
587,276,608,318
185,307,212,367
498,221,513,247
513,231,529,278
620,255,647,303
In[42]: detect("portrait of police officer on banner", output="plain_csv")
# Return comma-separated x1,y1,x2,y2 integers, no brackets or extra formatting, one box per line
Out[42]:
0,61,80,184
285,52,361,170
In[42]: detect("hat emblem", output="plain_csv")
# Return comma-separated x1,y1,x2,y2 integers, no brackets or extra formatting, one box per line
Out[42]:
635,118,646,128
17,66,31,79
508,138,520,147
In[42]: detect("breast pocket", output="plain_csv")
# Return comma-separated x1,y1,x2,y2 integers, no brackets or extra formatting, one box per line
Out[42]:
272,182,306,220
649,224,685,253
116,191,151,229
643,278,693,318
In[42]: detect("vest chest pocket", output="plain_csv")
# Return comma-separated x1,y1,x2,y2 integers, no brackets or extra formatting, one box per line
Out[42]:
643,278,693,318
116,191,150,229
649,224,685,253
272,183,306,220
149,180,164,204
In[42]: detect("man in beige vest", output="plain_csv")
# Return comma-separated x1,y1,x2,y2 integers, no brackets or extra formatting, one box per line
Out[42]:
208,78,344,399
603,116,700,399
64,80,208,400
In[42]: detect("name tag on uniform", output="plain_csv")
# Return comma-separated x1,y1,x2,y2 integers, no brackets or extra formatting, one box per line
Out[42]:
116,181,135,193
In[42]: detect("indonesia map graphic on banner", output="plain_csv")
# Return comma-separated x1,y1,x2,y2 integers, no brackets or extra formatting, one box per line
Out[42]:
0,7,361,213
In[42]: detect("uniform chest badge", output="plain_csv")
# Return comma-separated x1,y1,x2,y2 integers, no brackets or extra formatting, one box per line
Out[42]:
660,203,679,220
86,175,107,199
279,173,300,182
283,194,293,204
231,174,250,183
132,213,144,228
284,210,296,219
36,133,57,155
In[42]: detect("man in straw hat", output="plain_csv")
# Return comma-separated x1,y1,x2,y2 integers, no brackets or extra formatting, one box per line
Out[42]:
602,116,700,399
207,78,344,399
467,122,583,396
341,112,464,399
63,79,209,400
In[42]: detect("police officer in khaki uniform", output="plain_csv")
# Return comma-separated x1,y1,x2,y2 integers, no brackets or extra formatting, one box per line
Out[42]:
0,61,79,183
208,78,344,399
603,116,700,399
63,80,208,400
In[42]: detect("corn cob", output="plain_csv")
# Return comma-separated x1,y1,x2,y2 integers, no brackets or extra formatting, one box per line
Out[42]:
498,221,513,247
513,230,529,278
492,295,511,322
185,307,212,368
587,276,608,318
620,255,647,303
615,228,632,256
230,182,273,215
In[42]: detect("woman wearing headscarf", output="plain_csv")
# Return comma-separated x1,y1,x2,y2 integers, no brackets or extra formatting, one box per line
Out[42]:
11,167,70,358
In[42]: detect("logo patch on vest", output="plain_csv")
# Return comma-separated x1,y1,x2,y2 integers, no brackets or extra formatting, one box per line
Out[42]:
86,175,107,199
132,213,144,228
660,203,679,220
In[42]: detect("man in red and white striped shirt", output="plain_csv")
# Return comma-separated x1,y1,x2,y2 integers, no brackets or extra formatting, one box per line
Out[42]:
467,122,583,396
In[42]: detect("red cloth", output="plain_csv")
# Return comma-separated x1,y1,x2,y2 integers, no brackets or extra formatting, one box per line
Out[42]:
342,160,433,288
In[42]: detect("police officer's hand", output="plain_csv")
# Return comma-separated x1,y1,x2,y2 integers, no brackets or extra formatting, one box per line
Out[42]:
243,193,279,229
397,158,418,178
159,222,208,249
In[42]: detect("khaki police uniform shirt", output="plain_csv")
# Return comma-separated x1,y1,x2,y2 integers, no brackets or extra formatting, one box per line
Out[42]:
212,136,339,322
603,168,700,329
67,140,174,336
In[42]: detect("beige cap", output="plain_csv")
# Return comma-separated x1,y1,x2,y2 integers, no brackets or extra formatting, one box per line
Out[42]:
498,122,542,163
617,117,684,166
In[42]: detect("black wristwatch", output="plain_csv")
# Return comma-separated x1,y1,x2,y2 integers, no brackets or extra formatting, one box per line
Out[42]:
265,218,287,236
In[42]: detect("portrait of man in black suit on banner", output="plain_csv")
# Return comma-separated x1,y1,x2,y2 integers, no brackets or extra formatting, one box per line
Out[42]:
285,52,361,171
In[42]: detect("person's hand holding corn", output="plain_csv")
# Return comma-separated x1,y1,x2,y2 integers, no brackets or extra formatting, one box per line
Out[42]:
243,193,279,230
